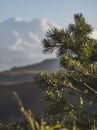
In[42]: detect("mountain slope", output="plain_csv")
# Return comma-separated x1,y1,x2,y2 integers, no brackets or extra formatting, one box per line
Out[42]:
12,58,60,72
0,58,60,123
0,58,60,83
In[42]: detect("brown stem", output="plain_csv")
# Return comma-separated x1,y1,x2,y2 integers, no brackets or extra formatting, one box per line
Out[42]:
84,82,97,94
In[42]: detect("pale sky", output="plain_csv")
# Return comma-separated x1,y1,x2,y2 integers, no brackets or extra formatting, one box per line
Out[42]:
0,0,97,29
0,0,97,71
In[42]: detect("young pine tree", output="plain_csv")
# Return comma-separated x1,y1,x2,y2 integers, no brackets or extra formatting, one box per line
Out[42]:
35,13,97,127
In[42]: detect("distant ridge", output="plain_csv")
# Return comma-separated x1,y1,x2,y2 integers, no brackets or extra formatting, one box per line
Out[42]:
12,58,60,72
0,58,60,122
0,58,60,83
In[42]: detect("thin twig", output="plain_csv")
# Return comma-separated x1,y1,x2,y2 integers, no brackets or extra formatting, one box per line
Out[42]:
84,82,97,94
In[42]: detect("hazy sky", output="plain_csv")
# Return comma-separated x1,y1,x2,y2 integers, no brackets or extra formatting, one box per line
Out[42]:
0,0,97,29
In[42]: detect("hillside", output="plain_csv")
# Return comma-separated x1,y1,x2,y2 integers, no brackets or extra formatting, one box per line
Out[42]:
0,58,60,123
0,58,60,83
